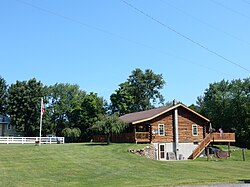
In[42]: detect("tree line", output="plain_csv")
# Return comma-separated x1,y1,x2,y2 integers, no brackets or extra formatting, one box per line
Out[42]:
0,68,165,142
0,70,249,147
195,78,250,148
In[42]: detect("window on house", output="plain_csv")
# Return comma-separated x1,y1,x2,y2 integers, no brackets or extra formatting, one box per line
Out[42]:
158,124,165,136
7,124,11,130
192,124,198,136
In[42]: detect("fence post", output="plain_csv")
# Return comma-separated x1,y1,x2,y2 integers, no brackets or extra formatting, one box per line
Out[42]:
242,148,246,161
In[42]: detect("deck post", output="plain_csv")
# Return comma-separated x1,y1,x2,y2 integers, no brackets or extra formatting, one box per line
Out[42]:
242,148,246,161
206,147,210,161
134,125,136,143
149,124,152,142
228,142,231,157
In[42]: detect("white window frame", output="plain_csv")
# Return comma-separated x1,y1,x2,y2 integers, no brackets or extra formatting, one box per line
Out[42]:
192,124,198,136
158,124,165,136
159,144,166,160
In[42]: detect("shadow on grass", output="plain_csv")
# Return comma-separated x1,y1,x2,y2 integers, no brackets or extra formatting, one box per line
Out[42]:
239,180,250,183
83,143,108,146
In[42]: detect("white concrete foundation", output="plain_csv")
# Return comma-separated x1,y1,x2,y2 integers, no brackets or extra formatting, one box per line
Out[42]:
153,142,200,160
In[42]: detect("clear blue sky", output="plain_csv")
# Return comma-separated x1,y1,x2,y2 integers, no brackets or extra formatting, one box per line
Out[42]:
1,0,250,106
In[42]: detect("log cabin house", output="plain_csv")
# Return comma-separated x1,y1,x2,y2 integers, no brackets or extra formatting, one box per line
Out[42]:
93,101,235,160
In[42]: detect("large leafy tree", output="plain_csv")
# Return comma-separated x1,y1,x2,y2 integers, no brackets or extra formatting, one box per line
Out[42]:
68,92,107,141
46,84,106,141
110,68,165,115
46,83,86,137
93,113,128,144
198,80,231,130
79,92,106,140
0,76,7,114
197,78,250,148
7,78,44,136
62,127,81,143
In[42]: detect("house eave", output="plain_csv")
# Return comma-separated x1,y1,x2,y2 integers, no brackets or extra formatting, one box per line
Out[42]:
131,103,210,125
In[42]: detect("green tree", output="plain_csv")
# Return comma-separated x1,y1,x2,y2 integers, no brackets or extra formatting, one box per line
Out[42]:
228,78,250,147
93,114,128,145
198,80,231,130
110,68,165,115
46,83,86,137
197,78,250,148
77,92,106,140
46,84,106,141
7,78,44,136
0,76,7,114
62,127,81,142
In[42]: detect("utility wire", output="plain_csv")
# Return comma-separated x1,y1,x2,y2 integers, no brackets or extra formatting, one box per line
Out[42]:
160,0,250,46
14,0,239,76
210,0,250,20
15,0,116,37
122,0,250,73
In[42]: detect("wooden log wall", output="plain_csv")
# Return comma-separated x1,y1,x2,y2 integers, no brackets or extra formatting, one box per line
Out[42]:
150,106,207,143
151,111,174,143
178,108,205,143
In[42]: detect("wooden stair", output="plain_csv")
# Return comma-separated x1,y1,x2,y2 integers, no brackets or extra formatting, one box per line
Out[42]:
188,133,212,159
188,132,236,159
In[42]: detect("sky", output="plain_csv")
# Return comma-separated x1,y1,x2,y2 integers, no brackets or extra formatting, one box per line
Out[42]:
1,0,250,106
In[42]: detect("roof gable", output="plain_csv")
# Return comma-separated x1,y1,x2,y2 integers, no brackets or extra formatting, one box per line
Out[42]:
120,103,210,124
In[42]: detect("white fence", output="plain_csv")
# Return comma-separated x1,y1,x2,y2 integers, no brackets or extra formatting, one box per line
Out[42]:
0,137,65,144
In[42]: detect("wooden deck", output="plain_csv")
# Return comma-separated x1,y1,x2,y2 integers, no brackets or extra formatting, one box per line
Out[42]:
92,133,135,143
112,132,135,143
135,132,150,143
211,133,235,142
189,132,236,159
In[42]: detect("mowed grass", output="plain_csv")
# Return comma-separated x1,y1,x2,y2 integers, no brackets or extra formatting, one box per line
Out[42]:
0,143,249,187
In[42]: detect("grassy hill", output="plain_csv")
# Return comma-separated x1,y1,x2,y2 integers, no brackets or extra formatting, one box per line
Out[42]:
0,143,249,187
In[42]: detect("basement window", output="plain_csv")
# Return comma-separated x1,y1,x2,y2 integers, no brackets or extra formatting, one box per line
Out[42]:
192,124,198,136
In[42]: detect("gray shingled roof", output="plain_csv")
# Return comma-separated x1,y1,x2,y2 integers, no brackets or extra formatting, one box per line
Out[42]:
119,103,210,124
120,105,173,124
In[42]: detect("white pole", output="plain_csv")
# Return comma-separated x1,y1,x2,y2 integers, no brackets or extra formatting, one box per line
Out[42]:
39,97,43,144
174,107,179,159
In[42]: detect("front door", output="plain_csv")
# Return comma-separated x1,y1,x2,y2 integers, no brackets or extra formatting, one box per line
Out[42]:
159,144,166,160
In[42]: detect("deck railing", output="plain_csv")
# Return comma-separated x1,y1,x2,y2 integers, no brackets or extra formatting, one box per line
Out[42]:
189,133,212,159
211,133,235,142
135,132,149,139
0,137,65,144
112,132,135,143
189,132,235,159
135,132,150,143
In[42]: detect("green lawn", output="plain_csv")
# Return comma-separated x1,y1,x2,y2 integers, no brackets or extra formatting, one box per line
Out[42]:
0,143,249,187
